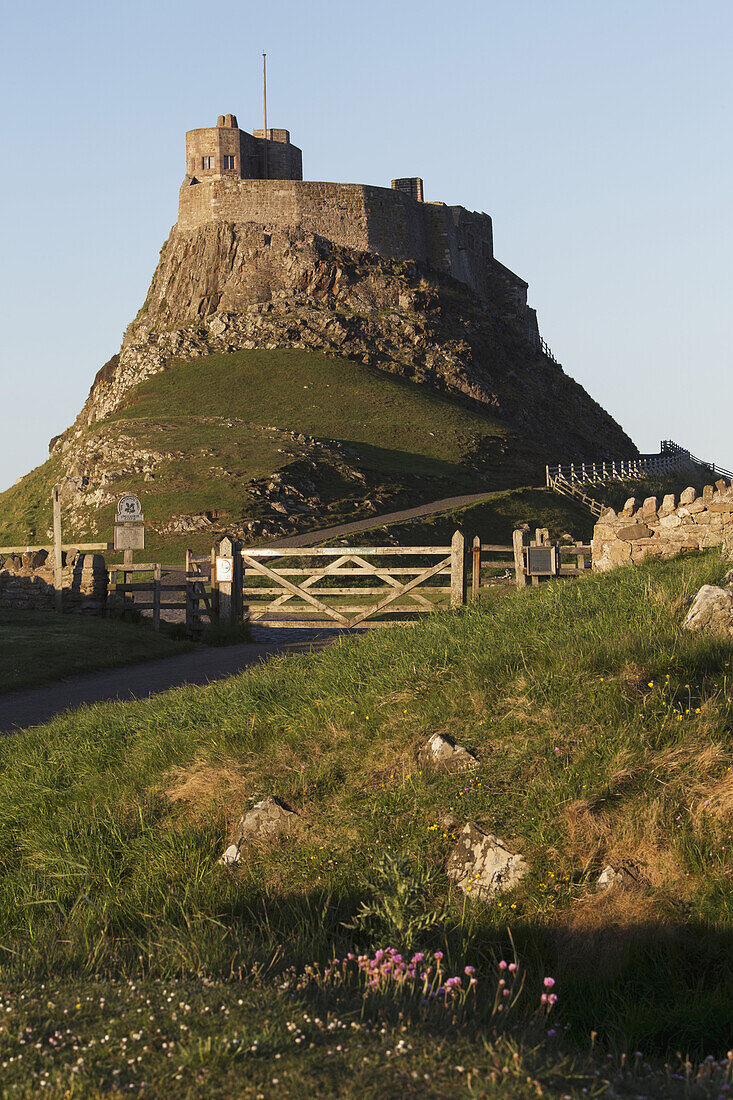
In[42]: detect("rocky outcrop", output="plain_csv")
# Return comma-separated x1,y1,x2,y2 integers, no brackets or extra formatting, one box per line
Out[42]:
52,223,636,469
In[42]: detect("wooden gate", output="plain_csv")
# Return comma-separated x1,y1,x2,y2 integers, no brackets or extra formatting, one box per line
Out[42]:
224,531,467,630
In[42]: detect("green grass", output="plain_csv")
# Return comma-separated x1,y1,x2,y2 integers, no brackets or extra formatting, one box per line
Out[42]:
0,549,732,1087
0,348,538,559
113,347,513,470
0,610,192,693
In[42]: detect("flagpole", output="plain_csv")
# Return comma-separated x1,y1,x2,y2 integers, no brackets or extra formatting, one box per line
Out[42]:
262,52,268,179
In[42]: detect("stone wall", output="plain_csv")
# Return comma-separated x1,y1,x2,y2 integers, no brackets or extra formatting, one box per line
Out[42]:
0,551,108,612
592,479,733,571
184,116,302,182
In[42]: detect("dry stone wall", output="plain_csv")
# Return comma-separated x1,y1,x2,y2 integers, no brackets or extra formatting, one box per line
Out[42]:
592,480,733,571
0,551,108,613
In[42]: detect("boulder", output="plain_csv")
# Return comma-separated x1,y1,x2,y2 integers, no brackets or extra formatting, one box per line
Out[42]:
596,862,647,891
446,823,528,898
682,585,733,639
220,796,298,866
679,486,697,505
417,732,478,773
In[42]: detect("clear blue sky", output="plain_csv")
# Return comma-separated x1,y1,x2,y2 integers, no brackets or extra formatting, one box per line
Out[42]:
1,0,731,491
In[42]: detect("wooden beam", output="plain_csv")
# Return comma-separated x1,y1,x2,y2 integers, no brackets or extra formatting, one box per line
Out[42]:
52,485,63,613
450,530,466,608
513,528,528,588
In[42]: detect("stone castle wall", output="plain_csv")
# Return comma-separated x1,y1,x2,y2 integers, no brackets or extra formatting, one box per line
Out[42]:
592,479,733,571
176,178,534,331
0,551,108,613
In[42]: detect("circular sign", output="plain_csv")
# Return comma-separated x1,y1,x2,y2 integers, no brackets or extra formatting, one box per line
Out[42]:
216,557,234,582
116,494,143,521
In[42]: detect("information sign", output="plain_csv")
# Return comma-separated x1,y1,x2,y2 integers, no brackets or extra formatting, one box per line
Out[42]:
114,524,145,551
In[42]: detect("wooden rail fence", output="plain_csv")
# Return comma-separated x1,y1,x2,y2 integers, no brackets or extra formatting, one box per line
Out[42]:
214,530,591,631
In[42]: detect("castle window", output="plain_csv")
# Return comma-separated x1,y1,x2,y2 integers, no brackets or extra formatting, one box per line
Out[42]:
202,156,214,169
223,155,235,169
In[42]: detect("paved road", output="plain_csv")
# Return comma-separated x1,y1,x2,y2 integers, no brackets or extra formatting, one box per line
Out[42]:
267,490,501,548
0,638,330,735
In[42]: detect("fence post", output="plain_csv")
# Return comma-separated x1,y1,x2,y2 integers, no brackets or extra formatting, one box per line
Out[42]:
471,535,481,602
52,484,63,613
576,540,586,573
107,568,117,617
153,563,161,632
513,528,528,588
450,530,466,608
217,536,235,626
210,545,219,622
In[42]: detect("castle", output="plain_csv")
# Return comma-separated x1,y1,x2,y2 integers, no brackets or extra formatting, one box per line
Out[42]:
179,114,540,342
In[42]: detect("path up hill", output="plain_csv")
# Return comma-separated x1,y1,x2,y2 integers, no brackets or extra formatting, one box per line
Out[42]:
2,223,636,551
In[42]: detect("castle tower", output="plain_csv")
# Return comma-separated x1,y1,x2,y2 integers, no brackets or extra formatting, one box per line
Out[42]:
184,114,302,182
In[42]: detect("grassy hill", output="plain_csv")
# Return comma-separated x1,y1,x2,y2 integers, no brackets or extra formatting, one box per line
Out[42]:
0,348,579,560
0,550,731,1096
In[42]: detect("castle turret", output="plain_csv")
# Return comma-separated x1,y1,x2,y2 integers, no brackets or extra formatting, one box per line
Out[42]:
184,114,302,182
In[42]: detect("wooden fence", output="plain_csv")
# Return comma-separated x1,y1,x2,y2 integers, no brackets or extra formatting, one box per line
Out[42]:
10,528,590,635
107,552,215,636
214,530,592,631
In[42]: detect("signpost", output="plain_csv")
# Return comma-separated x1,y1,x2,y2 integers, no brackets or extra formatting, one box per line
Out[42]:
114,494,145,579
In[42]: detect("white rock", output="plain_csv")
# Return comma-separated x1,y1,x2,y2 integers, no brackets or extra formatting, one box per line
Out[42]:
417,733,478,773
683,585,733,638
446,823,528,898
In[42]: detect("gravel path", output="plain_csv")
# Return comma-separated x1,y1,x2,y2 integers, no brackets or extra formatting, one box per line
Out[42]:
266,490,499,548
0,637,333,735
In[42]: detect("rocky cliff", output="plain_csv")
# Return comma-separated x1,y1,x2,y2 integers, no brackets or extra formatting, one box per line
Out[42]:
54,222,635,465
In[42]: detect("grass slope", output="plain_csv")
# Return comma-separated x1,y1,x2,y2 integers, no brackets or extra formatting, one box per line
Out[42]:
0,349,540,559
0,551,731,1097
0,610,192,694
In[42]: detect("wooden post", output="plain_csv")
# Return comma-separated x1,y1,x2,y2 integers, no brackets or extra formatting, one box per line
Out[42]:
513,528,528,588
576,540,586,573
123,544,133,586
232,540,243,622
210,545,219,622
471,535,481,602
450,530,466,608
52,484,63,613
153,563,161,632
108,568,117,617
218,536,235,626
